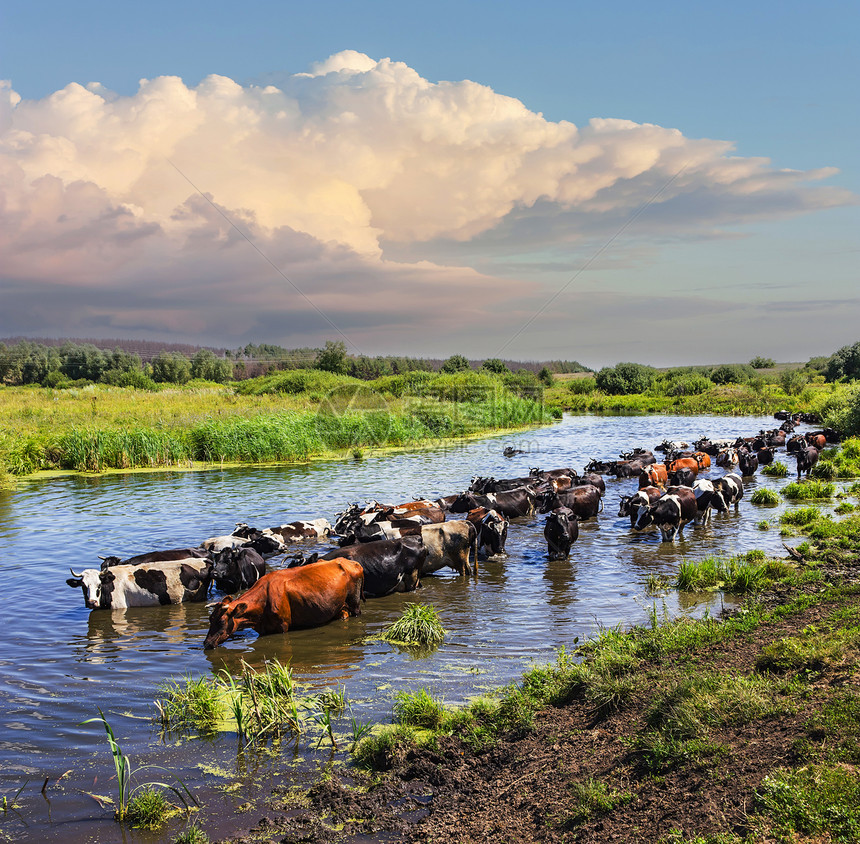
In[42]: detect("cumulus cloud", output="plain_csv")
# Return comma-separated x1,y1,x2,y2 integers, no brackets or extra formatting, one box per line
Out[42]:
0,53,854,355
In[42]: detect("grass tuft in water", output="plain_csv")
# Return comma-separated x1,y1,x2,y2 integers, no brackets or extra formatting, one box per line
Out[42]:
750,488,780,505
380,604,446,648
125,786,171,829
783,480,836,500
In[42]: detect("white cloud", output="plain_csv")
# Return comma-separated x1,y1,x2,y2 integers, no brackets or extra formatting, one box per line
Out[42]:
0,51,854,357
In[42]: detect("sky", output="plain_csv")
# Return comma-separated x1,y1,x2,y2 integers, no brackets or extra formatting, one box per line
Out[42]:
0,1,858,368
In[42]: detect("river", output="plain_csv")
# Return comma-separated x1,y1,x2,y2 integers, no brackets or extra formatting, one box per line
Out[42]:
0,413,815,842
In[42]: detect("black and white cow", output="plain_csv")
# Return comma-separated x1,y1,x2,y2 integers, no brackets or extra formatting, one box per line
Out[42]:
320,536,428,598
235,519,332,543
618,486,663,527
691,479,728,524
67,559,212,610
667,467,696,488
737,449,759,477
712,473,744,509
201,528,284,557
632,488,697,541
544,507,579,560
98,547,210,570
211,547,266,593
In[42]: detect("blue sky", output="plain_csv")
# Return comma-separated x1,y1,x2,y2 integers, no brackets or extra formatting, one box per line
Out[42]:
0,1,857,366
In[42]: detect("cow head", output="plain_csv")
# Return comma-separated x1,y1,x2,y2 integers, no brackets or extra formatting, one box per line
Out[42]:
618,495,632,517
480,509,508,556
67,567,113,609
203,598,249,649
632,505,654,532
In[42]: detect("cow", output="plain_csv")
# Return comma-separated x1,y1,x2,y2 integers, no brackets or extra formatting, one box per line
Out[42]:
544,507,579,560
755,446,776,466
248,519,332,542
503,446,524,457
344,517,425,544
667,467,697,488
692,479,728,524
632,488,697,541
716,448,738,468
795,446,820,479
449,487,537,519
713,473,744,509
693,437,734,456
618,486,663,527
786,435,805,454
321,536,427,598
639,464,668,488
202,559,364,649
98,547,210,570
656,440,689,453
465,507,509,558
805,433,827,451
737,449,759,477
211,547,266,593
538,485,602,519
666,456,700,477
572,472,607,496
420,521,478,576
434,494,460,512
202,529,284,558
469,475,536,494
693,452,712,470
67,558,213,610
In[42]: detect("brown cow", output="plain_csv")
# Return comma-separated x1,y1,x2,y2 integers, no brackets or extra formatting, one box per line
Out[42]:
666,457,700,477
203,559,364,649
693,451,711,470
639,464,668,488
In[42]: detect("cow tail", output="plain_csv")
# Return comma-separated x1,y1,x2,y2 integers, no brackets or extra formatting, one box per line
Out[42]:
599,496,604,513
472,533,479,576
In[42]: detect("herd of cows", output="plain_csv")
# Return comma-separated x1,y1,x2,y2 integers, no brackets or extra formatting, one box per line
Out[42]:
64,411,840,650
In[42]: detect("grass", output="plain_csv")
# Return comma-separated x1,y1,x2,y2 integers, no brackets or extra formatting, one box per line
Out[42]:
561,778,633,828
125,786,172,829
782,479,837,500
394,689,448,730
761,461,789,477
379,604,446,649
780,505,825,526
750,488,780,505
172,823,211,844
674,553,793,593
154,660,353,749
0,374,551,476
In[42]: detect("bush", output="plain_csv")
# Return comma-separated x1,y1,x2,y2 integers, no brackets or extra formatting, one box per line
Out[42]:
595,362,657,395
568,377,596,395
709,363,755,385
781,368,809,395
750,356,776,369
665,373,713,397
440,354,471,374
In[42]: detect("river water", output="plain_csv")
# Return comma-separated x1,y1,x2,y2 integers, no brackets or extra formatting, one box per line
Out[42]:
0,413,819,842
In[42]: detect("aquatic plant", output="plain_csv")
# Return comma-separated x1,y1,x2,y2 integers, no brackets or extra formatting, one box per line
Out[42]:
380,604,446,648
750,488,780,505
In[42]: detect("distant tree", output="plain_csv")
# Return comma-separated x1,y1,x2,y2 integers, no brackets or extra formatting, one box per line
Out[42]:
709,363,754,385
440,354,471,374
749,356,776,369
315,340,349,375
825,341,860,382
781,368,809,395
151,351,191,384
538,366,555,386
190,349,232,382
481,358,509,375
595,362,657,395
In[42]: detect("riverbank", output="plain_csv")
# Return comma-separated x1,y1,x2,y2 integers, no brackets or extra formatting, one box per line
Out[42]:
0,372,552,479
218,531,860,843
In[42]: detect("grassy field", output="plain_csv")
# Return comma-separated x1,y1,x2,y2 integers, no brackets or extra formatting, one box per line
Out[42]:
0,371,552,478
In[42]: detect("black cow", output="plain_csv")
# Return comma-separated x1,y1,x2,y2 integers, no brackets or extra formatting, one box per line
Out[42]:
667,467,696,487
632,488,697,541
465,507,509,558
469,475,536,494
571,472,606,496
712,473,744,509
738,449,759,477
756,446,776,466
211,547,266,593
98,547,210,570
538,485,602,519
449,488,537,519
320,536,427,598
618,486,663,527
795,446,820,479
544,507,579,560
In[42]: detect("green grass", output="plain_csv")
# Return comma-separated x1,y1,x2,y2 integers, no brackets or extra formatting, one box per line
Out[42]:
155,676,224,733
761,461,789,477
561,777,633,828
394,689,447,730
379,604,446,648
172,823,211,844
755,765,860,842
674,554,793,593
750,488,780,505
780,505,825,526
756,622,860,675
125,786,171,829
782,479,837,500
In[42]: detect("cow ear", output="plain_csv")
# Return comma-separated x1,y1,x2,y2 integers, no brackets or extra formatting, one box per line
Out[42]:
66,578,83,588
99,570,115,583
233,602,247,615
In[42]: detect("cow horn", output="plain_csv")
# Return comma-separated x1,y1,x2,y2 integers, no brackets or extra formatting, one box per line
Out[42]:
69,567,84,578
97,555,107,561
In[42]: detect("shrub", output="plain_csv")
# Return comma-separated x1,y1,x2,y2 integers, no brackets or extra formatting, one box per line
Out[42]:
666,373,713,396
440,354,471,374
709,363,754,385
568,377,596,395
750,356,776,369
595,362,657,395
